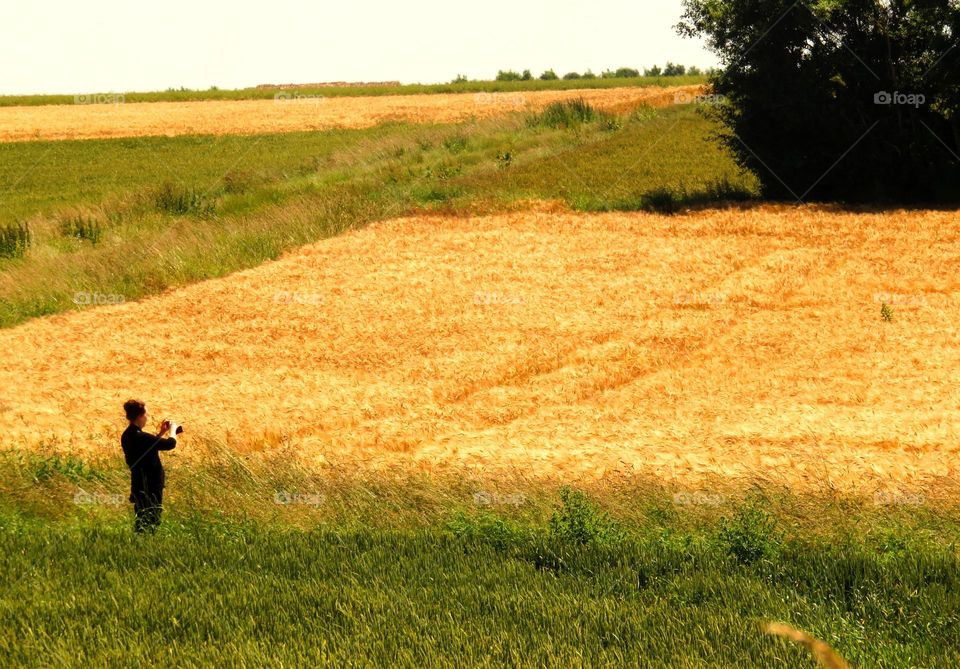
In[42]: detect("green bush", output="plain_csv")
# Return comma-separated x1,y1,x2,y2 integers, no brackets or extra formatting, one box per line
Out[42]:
663,62,686,76
562,72,581,80
0,221,31,259
548,486,625,547
447,510,527,551
714,503,783,565
495,70,523,82
539,69,559,81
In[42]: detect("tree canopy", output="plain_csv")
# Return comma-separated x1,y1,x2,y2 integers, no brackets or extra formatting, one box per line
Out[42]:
679,0,960,202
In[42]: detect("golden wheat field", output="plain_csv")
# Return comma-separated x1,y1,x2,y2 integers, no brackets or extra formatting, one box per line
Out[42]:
2,202,958,495
0,85,700,142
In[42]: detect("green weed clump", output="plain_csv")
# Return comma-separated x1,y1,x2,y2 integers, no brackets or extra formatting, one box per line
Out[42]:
0,221,31,258
59,214,104,244
528,98,600,129
153,182,217,216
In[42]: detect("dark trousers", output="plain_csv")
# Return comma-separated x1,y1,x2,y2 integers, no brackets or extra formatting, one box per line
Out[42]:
132,487,163,533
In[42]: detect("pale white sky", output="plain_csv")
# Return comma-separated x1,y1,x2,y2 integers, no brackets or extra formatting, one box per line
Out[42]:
1,0,715,95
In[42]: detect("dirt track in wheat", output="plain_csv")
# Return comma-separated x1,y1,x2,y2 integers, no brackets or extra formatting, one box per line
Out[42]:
2,203,958,495
0,86,699,142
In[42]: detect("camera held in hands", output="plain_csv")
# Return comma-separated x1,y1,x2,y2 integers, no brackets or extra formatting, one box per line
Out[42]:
160,419,184,436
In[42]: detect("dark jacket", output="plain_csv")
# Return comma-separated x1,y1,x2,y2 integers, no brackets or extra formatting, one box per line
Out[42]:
121,424,177,500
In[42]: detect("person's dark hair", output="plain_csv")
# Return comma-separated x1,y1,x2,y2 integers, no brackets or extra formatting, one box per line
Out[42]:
124,399,146,421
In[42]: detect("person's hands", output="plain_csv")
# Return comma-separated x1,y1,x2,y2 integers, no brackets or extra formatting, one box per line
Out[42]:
159,419,171,435
168,422,180,441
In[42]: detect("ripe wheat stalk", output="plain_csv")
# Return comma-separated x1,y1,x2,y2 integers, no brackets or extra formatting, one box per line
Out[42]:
763,622,851,669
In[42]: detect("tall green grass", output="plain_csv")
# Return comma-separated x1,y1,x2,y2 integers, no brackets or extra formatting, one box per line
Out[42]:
0,448,957,668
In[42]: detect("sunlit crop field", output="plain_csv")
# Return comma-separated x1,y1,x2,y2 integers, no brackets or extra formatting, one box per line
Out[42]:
3,203,958,497
0,85,701,142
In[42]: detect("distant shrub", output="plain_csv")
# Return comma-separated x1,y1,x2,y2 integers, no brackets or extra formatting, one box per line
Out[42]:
644,65,663,77
495,70,523,82
687,65,702,76
60,214,104,244
581,70,597,80
528,97,598,128
0,221,31,259
451,74,468,84
663,62,686,76
539,69,559,81
615,67,640,78
154,182,216,216
521,69,532,81
562,72,581,80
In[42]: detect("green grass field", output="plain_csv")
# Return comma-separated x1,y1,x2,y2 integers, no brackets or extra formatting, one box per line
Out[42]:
0,103,755,328
0,75,707,107
1,449,958,668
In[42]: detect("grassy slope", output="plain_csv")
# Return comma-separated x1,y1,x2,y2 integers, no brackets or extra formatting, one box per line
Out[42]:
0,76,707,107
0,104,755,328
1,449,958,668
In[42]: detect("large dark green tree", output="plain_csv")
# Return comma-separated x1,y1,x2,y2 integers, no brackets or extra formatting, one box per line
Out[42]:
679,0,960,202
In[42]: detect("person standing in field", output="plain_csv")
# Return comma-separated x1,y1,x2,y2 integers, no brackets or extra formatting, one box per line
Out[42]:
121,399,179,533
